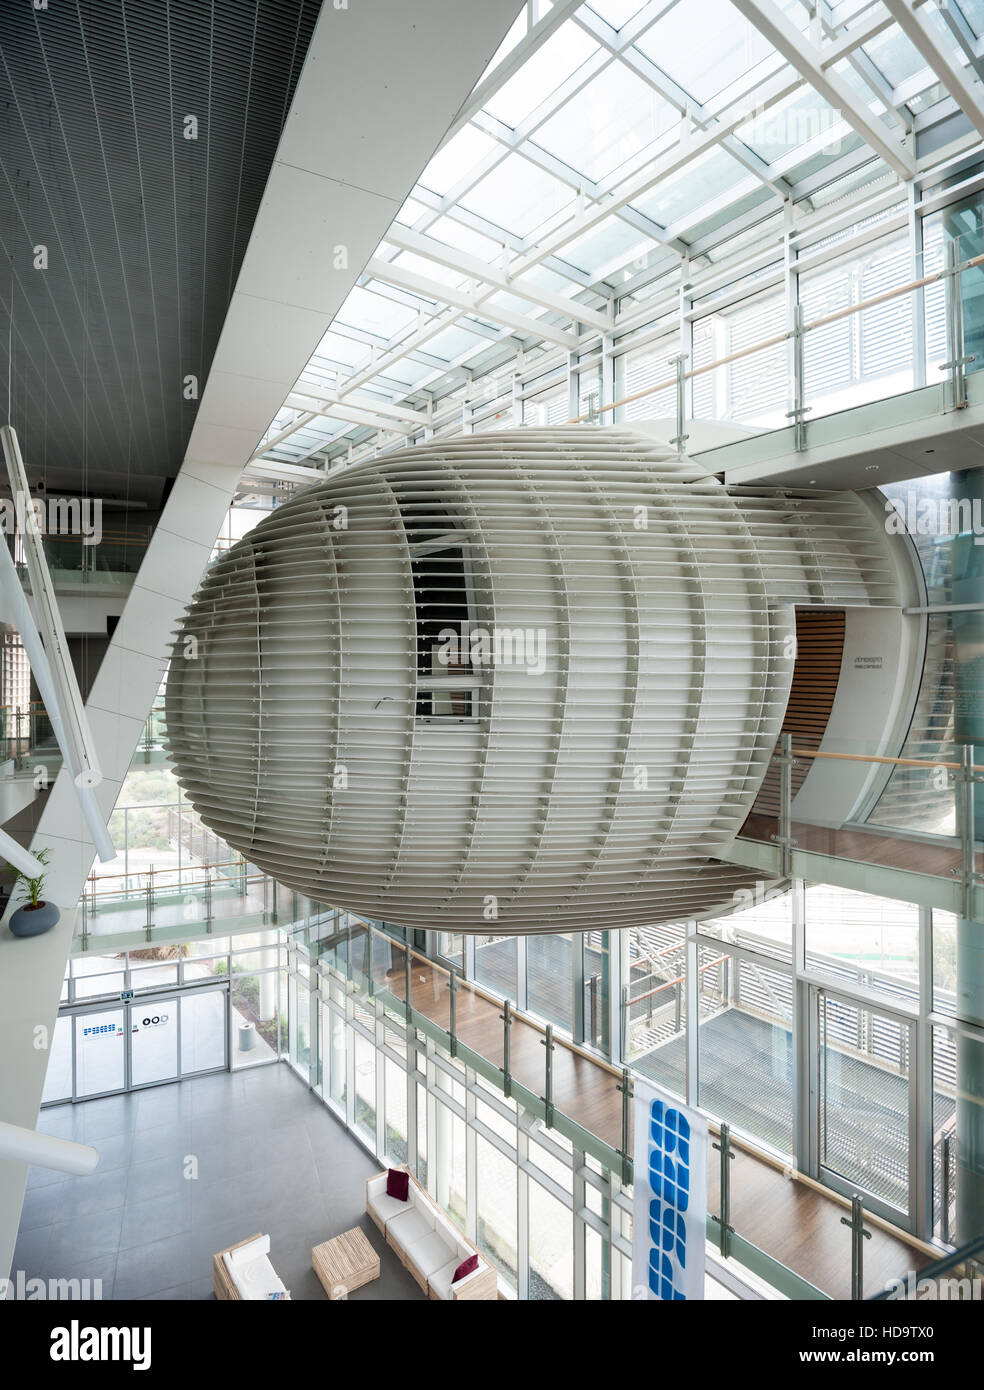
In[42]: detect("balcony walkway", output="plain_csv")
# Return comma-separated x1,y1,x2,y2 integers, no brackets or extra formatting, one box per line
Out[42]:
367,946,932,1301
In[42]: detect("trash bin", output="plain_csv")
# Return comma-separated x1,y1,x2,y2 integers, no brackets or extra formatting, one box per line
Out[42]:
238,1021,256,1052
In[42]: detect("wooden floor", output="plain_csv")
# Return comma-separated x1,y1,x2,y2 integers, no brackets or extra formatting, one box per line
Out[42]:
740,813,980,878
376,949,930,1301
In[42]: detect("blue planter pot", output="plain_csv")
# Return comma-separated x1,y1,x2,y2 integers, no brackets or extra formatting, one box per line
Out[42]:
9,900,60,937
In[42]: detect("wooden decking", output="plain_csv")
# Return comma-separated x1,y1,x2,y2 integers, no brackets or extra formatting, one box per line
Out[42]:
369,944,931,1301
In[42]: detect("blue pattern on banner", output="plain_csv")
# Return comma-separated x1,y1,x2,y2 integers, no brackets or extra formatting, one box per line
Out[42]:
645,1098,691,1300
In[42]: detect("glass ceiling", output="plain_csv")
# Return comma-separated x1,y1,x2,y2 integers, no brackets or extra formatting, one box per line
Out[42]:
253,0,984,471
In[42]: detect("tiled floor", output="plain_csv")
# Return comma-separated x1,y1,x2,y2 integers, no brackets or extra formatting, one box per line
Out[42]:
14,1064,424,1301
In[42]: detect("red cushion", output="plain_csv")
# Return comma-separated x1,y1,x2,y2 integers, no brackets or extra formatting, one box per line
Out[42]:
386,1168,409,1201
452,1252,479,1283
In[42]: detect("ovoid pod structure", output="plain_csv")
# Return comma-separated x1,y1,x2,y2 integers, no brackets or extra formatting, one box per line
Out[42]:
165,429,915,933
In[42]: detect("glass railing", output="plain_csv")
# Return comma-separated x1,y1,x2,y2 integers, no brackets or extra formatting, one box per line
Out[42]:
870,1231,984,1299
9,527,152,583
76,860,286,945
737,735,982,912
0,702,58,769
575,233,984,453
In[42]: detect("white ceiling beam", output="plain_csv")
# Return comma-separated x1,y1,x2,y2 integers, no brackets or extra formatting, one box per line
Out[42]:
506,64,804,277
243,459,327,484
365,256,579,348
288,386,429,425
251,410,316,461
882,0,984,140
383,224,612,331
442,0,585,145
574,5,795,199
731,0,915,178
284,394,420,433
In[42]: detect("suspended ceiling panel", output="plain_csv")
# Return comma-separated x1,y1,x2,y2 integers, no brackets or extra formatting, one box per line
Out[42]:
0,0,322,506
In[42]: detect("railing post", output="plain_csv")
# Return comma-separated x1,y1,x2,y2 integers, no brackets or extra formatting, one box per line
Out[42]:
958,743,977,921
366,930,375,1001
404,943,413,1028
145,864,154,938
541,1023,555,1129
713,1122,736,1258
942,239,974,411
617,1067,633,1186
500,999,512,1098
670,353,689,454
203,869,213,931
79,892,89,952
772,732,795,876
786,303,810,451
448,967,457,1059
840,1192,872,1300
942,1131,953,1246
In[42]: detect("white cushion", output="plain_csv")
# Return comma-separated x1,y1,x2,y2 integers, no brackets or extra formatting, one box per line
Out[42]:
227,1234,269,1267
406,1229,456,1282
432,1211,463,1250
428,1255,461,1301
368,1186,413,1228
222,1247,286,1300
429,1253,485,1300
386,1204,435,1249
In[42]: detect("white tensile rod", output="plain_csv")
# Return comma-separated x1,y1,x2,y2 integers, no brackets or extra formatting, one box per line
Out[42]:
0,826,46,880
0,1119,98,1176
0,462,115,863
0,424,104,791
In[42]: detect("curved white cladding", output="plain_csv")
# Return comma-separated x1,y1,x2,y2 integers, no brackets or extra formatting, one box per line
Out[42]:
165,429,902,932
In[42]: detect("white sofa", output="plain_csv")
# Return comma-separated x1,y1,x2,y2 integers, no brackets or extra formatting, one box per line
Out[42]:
213,1233,290,1301
366,1169,497,1300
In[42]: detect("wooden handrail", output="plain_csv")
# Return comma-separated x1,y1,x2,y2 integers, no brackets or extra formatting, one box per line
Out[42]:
789,746,984,773
629,952,727,1006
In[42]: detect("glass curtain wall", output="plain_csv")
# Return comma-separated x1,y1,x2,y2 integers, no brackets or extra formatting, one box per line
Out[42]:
301,956,634,1301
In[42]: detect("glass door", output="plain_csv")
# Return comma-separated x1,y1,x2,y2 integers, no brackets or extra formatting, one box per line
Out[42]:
129,999,178,1088
179,987,227,1075
128,987,229,1086
74,1007,126,1098
815,987,914,1225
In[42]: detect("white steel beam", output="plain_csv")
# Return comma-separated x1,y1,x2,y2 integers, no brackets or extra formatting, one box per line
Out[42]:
383,224,612,331
731,0,916,177
365,256,579,348
883,0,984,140
284,394,420,434
442,0,585,145
289,388,428,426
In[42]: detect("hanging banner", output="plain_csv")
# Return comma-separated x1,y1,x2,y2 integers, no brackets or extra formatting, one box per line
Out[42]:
632,1078,707,1301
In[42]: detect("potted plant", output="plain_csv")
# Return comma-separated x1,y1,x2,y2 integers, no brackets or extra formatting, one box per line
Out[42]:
6,848,60,938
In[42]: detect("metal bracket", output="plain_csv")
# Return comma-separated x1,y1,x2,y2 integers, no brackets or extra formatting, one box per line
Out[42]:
500,999,512,1098
616,1067,633,1186
540,1023,555,1128
712,1123,736,1258
840,1193,872,1300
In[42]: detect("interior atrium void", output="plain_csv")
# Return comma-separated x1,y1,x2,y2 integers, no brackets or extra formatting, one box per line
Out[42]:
1,0,983,1346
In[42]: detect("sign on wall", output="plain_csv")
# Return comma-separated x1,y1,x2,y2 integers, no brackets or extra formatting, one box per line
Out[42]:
632,1078,707,1301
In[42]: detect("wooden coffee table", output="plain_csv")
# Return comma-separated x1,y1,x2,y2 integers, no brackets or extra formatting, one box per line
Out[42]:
312,1226,380,1298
